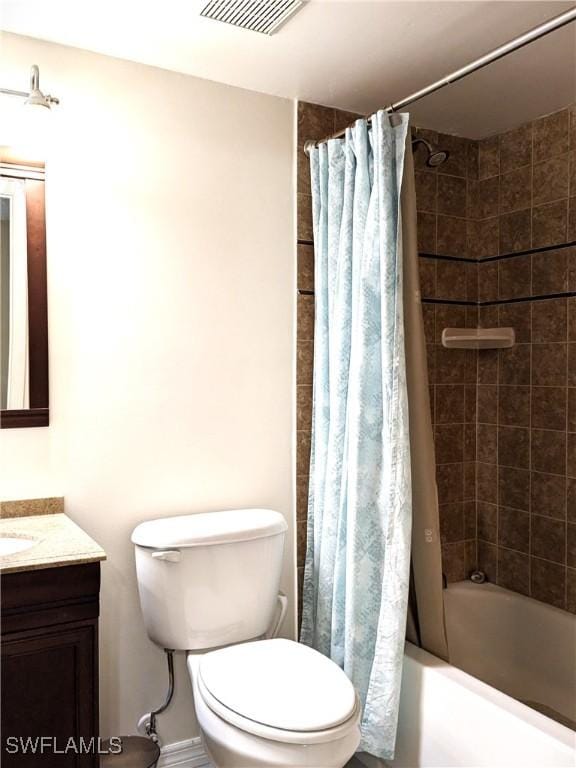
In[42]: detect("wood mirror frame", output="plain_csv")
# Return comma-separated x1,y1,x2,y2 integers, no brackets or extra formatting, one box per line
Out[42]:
1,149,49,428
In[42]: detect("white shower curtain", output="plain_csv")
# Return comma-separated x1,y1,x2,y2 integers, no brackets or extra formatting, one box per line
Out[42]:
300,111,412,760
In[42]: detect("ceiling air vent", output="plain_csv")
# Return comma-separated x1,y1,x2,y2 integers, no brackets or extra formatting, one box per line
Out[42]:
200,0,305,35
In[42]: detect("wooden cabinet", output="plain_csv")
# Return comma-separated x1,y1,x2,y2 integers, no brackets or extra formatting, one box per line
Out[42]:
1,563,100,767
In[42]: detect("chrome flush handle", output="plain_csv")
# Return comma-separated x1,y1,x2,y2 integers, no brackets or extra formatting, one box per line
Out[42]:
151,550,181,563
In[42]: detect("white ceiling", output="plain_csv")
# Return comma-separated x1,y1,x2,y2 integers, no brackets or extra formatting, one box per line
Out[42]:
1,0,575,138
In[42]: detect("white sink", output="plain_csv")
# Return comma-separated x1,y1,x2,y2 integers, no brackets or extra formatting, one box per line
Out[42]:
0,536,38,556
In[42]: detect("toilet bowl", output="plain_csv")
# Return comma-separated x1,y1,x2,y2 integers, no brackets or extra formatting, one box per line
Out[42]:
132,509,361,768
188,640,361,768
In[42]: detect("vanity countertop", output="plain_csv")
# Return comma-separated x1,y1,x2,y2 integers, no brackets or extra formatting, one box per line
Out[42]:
0,513,106,574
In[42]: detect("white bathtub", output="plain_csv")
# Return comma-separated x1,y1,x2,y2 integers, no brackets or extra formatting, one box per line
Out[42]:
385,581,576,767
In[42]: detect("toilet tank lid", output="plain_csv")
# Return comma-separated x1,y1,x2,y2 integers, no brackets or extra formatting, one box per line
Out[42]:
131,509,287,548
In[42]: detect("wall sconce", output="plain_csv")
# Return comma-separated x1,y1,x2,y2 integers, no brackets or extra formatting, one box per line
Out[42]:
0,65,60,109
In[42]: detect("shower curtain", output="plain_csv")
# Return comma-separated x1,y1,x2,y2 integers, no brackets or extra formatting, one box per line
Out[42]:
300,111,412,760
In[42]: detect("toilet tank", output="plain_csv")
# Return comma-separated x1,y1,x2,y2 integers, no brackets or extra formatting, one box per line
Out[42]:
132,509,287,651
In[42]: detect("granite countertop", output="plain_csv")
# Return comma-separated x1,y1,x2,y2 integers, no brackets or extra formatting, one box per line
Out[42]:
0,513,106,574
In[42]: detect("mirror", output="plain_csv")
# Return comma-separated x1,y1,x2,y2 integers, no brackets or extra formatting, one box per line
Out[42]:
0,149,48,428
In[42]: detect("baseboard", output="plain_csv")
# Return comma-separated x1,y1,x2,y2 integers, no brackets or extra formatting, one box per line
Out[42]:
158,737,212,767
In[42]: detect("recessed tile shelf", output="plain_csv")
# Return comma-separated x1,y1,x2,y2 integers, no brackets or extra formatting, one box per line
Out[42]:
442,327,515,349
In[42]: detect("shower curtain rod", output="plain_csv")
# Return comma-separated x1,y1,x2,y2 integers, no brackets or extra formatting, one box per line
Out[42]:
304,6,576,153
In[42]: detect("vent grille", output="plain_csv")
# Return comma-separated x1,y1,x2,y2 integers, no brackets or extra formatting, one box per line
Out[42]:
200,0,304,35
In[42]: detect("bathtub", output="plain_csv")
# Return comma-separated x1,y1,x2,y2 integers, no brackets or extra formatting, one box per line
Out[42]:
385,581,575,767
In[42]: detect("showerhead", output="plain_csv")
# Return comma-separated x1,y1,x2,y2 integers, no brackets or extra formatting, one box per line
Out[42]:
426,149,450,168
412,137,450,168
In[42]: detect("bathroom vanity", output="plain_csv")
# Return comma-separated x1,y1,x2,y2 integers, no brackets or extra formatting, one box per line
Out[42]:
0,503,106,767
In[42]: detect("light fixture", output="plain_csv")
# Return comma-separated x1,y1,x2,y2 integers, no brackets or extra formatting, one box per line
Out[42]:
0,65,59,110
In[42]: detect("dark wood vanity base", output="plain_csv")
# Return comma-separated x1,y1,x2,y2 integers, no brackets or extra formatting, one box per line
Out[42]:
1,563,101,767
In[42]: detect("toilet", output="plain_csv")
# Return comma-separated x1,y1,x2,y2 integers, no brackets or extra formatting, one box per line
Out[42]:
132,508,361,768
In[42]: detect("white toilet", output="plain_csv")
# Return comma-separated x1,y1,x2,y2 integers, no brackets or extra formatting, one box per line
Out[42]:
132,508,361,768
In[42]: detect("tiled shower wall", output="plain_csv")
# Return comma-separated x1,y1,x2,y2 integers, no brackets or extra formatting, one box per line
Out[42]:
470,106,576,613
416,105,576,613
414,127,480,583
296,100,576,615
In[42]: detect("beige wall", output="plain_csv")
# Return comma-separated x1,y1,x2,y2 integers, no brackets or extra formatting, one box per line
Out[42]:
0,33,296,744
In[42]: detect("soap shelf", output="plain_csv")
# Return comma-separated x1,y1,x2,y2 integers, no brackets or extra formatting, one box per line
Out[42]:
441,327,515,349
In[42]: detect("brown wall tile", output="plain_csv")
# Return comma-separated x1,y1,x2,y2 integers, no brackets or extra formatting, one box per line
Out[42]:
416,171,438,213
477,462,497,504
296,430,311,477
500,166,531,214
436,262,467,301
567,568,576,614
464,423,476,461
477,501,497,542
531,386,566,430
297,243,314,291
532,200,568,248
478,349,498,385
568,433,576,478
478,261,499,302
439,135,469,178
569,197,576,241
478,136,499,180
567,523,576,568
499,303,531,343
436,346,466,384
498,506,529,552
435,384,465,424
498,426,529,468
533,109,570,164
419,258,436,299
297,192,313,241
532,249,568,294
498,255,531,299
418,212,437,253
532,154,569,207
498,548,529,594
499,344,531,385
531,514,566,564
468,176,499,219
498,385,530,426
439,503,465,543
442,542,466,581
532,343,566,386
531,298,567,342
500,123,532,173
478,540,497,581
531,471,566,520
297,340,314,386
531,428,566,475
500,208,531,254
467,141,479,180
531,557,566,609
437,463,464,503
437,215,467,257
498,466,529,510
297,385,313,431
569,388,576,431
467,217,499,259
437,175,467,217
297,294,314,341
435,424,465,464
478,384,499,424
477,423,497,463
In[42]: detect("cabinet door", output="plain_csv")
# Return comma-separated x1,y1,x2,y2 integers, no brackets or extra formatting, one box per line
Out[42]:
1,621,98,768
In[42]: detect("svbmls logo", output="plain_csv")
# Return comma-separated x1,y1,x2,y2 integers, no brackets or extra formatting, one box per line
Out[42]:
4,736,123,755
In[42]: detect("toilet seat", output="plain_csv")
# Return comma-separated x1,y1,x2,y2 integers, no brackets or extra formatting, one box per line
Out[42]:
194,639,361,745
